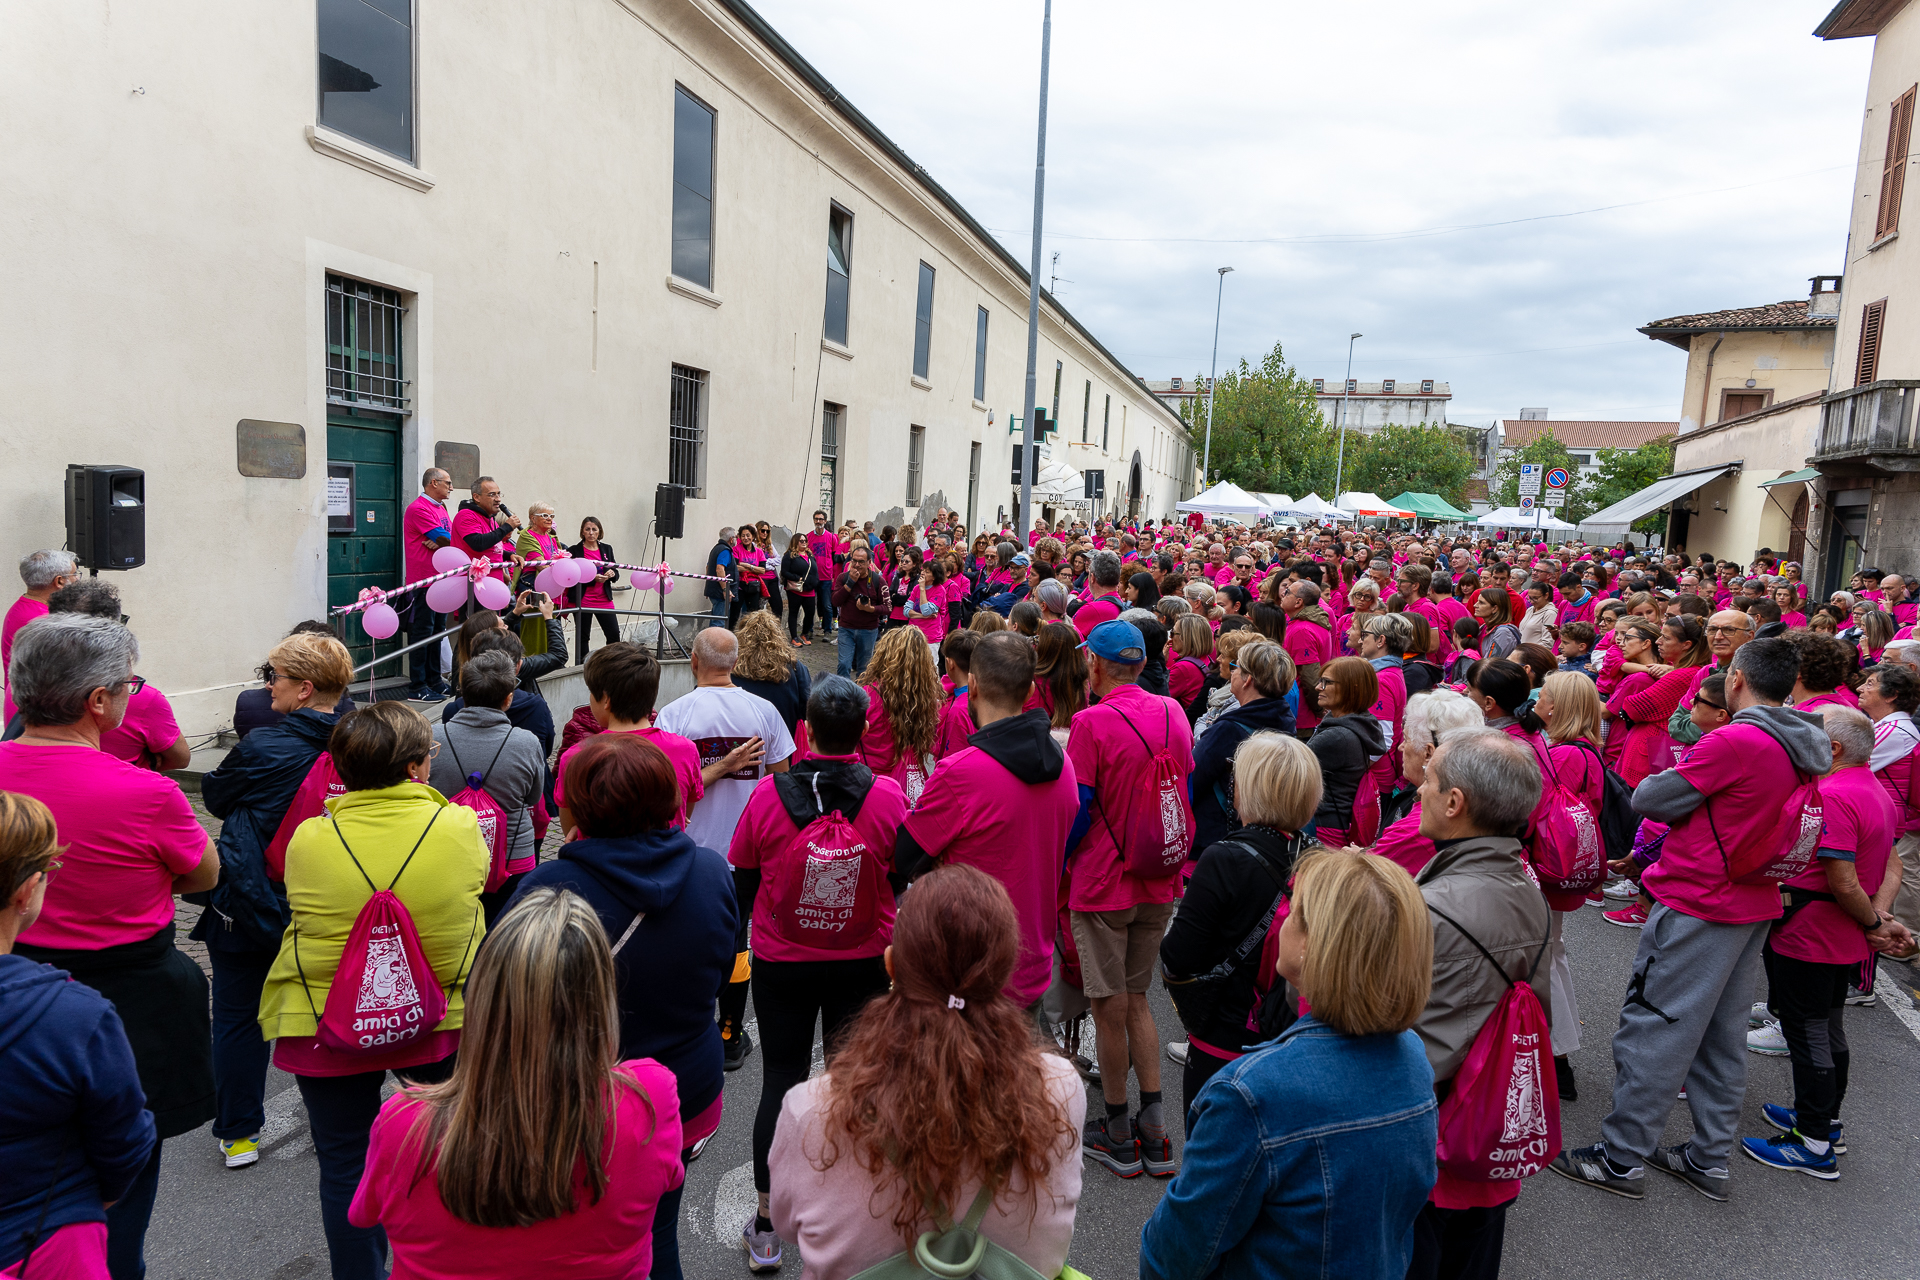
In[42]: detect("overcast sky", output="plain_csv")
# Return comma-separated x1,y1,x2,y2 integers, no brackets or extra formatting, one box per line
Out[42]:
750,0,1874,426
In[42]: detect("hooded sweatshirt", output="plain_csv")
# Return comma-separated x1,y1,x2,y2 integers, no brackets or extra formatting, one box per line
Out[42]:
1191,695,1299,854
1634,703,1832,924
1306,713,1388,833
505,826,738,1129
0,954,155,1270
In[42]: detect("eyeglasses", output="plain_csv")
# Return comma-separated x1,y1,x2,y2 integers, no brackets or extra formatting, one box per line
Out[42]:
1704,624,1751,636
112,676,147,696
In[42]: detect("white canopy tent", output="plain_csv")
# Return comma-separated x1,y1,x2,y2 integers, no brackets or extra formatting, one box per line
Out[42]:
1336,491,1416,519
1030,457,1088,504
1255,492,1295,513
1176,481,1272,518
1476,506,1577,531
1285,493,1351,521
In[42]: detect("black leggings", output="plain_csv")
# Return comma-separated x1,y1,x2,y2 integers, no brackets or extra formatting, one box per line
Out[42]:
787,591,817,640
750,953,890,1192
575,609,620,659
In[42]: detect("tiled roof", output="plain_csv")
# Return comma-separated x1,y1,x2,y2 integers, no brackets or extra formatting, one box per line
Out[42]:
1639,299,1836,349
1499,420,1677,450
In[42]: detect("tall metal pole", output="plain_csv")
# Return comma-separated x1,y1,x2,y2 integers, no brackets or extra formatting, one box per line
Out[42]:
1332,331,1362,503
1017,0,1052,542
1201,266,1233,482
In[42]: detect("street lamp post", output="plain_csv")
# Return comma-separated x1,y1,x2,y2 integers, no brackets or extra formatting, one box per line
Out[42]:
1332,331,1362,504
1017,0,1053,542
1201,266,1233,483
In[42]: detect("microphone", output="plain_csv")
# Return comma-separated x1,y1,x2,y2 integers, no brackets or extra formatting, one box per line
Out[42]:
497,502,515,518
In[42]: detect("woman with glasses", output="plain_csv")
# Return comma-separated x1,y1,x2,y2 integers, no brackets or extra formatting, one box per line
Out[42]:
567,516,623,660
1307,657,1387,848
0,616,220,1276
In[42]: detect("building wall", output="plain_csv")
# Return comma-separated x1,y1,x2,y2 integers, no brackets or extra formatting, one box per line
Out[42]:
1833,3,1920,387
0,0,1190,736
1674,330,1834,434
1670,399,1821,564
1314,395,1450,431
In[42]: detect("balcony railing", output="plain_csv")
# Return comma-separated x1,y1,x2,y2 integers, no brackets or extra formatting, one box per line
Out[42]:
1815,380,1920,472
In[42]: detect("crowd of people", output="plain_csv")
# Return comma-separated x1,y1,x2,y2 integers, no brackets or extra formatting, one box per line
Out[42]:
1,504,1918,1280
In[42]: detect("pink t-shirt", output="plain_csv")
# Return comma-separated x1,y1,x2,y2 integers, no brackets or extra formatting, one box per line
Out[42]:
1064,684,1194,913
1367,664,1408,793
0,741,206,948
99,684,183,768
1642,723,1798,924
1071,595,1125,640
903,742,1080,1006
726,762,907,962
349,1060,683,1280
555,726,705,830
2,596,48,723
1283,620,1335,729
450,507,508,580
579,545,614,609
1371,805,1434,877
806,530,840,585
402,494,451,584
1795,688,1859,713
907,583,948,646
1771,765,1895,966
855,686,935,807
933,690,974,759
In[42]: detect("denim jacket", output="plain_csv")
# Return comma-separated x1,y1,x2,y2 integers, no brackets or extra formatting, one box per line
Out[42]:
1140,1017,1437,1280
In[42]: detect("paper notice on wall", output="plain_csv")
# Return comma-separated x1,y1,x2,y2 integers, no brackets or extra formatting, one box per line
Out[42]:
327,476,352,518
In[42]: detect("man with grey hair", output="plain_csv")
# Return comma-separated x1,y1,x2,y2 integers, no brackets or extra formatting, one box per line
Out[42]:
1739,704,1906,1178
1410,726,1550,1275
0,614,219,1272
1073,550,1127,639
4,548,80,722
404,466,456,701
705,525,740,631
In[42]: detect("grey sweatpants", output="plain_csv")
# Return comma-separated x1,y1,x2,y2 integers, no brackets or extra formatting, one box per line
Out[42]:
1599,903,1770,1169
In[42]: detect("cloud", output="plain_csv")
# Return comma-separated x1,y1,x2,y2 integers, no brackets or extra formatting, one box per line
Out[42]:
746,0,1871,424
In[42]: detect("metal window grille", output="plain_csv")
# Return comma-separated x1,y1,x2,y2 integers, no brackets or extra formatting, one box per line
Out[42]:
820,403,841,523
326,275,409,412
669,364,706,496
907,424,925,504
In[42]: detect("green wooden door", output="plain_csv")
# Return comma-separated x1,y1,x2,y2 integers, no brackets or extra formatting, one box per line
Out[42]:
328,409,402,677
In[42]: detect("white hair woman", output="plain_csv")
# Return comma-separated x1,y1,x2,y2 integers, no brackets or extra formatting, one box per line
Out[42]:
1360,688,1483,875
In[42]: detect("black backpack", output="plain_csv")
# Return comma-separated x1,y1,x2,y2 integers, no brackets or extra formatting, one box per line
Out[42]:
1568,740,1637,862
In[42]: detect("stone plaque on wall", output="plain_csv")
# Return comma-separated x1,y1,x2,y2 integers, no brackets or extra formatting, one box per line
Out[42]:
435,441,481,490
236,420,306,478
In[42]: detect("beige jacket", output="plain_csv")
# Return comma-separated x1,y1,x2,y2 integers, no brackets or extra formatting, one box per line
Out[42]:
1414,835,1552,1083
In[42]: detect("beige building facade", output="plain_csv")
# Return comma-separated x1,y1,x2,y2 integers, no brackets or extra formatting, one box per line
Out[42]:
0,0,1193,737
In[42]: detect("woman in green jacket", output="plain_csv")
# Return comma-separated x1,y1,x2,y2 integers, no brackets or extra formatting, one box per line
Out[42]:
258,701,488,1280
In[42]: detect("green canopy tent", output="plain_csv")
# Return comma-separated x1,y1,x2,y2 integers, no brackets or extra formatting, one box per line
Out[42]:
1387,492,1474,525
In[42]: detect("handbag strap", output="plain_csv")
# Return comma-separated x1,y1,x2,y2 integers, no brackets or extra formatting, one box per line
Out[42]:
610,910,647,956
15,1145,71,1278
1427,903,1552,988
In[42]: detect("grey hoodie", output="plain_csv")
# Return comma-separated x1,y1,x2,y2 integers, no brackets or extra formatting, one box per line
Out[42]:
1633,703,1831,824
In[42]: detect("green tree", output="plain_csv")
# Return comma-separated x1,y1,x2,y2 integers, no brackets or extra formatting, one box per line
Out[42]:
1492,429,1591,523
1180,343,1337,498
1583,435,1677,536
1345,424,1479,509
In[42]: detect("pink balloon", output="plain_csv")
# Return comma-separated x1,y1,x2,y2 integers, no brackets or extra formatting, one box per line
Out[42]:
534,568,562,598
570,558,597,587
362,602,400,639
631,570,658,592
432,546,470,574
425,576,469,614
658,575,674,595
473,576,511,612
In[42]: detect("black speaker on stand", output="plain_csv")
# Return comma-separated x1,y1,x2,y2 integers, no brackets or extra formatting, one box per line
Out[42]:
66,465,146,573
650,483,690,659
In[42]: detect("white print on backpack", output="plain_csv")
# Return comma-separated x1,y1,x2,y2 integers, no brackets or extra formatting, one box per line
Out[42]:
474,810,499,853
796,838,867,931
1486,1032,1551,1179
1755,806,1826,883
905,766,927,807
353,922,427,1048
1158,777,1183,847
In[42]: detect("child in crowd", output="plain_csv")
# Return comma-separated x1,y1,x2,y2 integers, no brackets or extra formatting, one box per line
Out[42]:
1557,622,1598,678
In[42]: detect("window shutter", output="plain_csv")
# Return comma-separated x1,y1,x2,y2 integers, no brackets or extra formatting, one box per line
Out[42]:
1877,86,1916,239
1856,299,1886,386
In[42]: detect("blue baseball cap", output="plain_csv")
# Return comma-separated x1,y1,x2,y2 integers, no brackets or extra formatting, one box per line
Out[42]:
1084,620,1146,663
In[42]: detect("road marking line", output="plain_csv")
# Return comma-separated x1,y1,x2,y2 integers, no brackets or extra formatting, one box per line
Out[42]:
1874,968,1920,1045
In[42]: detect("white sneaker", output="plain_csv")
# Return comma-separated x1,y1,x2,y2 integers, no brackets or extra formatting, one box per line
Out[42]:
1166,1040,1190,1066
1749,1001,1777,1028
1747,1022,1789,1056
1602,878,1639,901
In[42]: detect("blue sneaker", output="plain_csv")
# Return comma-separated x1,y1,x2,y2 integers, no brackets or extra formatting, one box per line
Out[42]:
1762,1104,1846,1155
1742,1132,1839,1180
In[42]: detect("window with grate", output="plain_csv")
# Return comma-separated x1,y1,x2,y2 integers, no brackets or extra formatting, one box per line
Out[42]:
1856,300,1887,386
973,307,989,401
913,263,935,379
820,402,841,524
672,87,716,289
906,424,926,504
669,364,707,496
318,0,414,162
1877,86,1916,240
825,207,852,346
326,275,409,411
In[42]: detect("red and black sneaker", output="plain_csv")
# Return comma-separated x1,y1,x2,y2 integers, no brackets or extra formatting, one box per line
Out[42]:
1083,1117,1142,1178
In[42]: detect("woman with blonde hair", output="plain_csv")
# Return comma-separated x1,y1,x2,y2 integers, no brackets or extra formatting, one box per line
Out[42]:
349,887,683,1277
1532,671,1606,1100
856,626,945,804
732,608,812,740
1167,614,1215,723
769,865,1082,1280
1143,851,1436,1279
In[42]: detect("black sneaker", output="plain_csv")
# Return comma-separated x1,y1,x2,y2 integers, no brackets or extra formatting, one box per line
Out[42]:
1083,1117,1142,1178
1136,1111,1177,1178
1548,1143,1644,1199
721,1022,754,1072
1649,1143,1730,1201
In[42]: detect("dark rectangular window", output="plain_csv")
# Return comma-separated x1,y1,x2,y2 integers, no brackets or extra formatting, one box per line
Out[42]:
1421,379,1434,394
1052,361,1063,417
326,275,409,411
906,424,926,503
318,0,414,162
1857,299,1887,386
1102,395,1111,452
973,307,989,401
669,364,706,497
1313,378,1324,393
912,262,935,379
1382,379,1395,393
820,402,841,523
672,87,716,289
1082,381,1092,442
825,206,852,346
1346,379,1357,394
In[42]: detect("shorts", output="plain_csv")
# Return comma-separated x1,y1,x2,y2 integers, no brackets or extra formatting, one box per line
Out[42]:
1070,900,1177,1000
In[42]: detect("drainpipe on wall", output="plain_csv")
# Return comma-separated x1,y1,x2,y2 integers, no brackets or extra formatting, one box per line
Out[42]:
1697,331,1725,429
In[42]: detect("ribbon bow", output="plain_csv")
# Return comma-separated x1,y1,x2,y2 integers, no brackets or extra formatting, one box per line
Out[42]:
356,586,387,606
466,556,493,583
